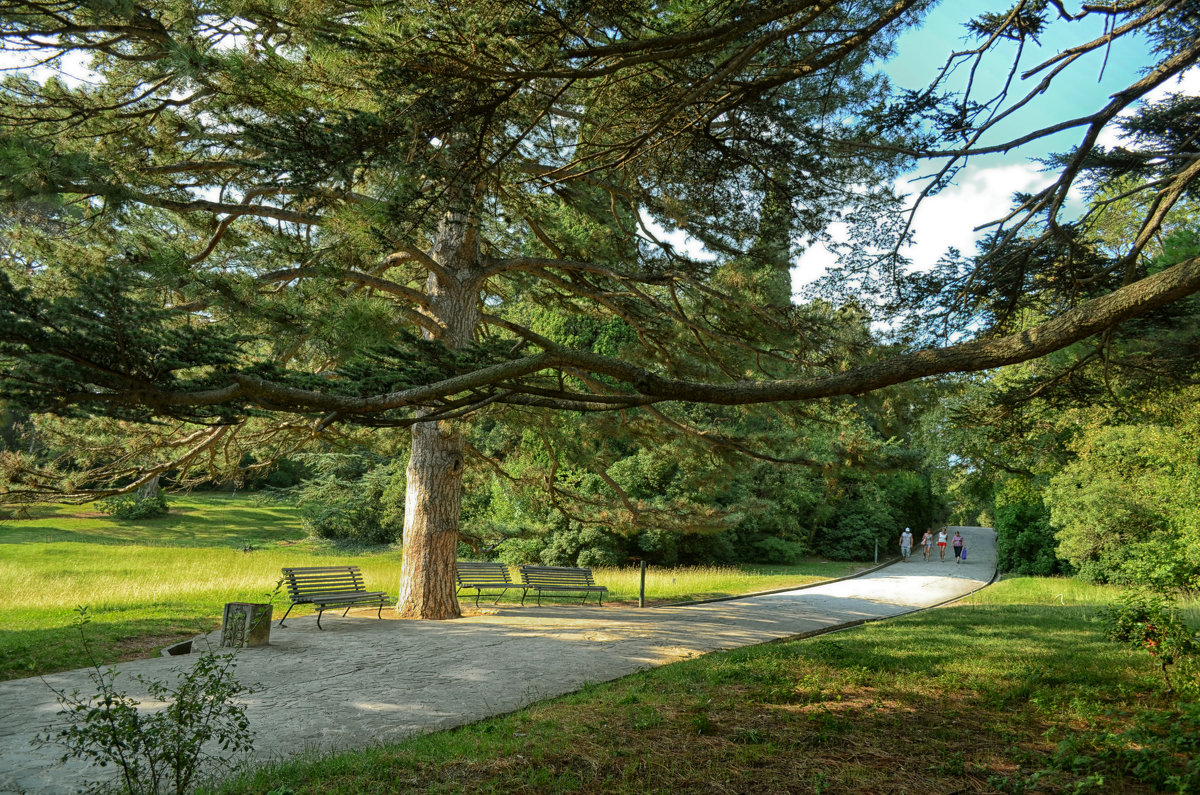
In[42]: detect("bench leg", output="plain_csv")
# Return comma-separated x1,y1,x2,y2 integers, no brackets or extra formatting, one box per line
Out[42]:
316,607,326,630
277,603,296,628
376,600,384,619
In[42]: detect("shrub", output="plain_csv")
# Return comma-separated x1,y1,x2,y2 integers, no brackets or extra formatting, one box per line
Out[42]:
1100,591,1200,694
99,489,170,520
538,522,625,567
994,495,1063,576
495,537,543,566
1048,423,1200,591
752,536,805,565
822,502,894,560
294,457,404,545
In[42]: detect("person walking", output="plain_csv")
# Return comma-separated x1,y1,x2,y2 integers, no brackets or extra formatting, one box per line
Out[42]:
952,530,965,564
937,527,948,561
920,529,933,561
900,527,913,562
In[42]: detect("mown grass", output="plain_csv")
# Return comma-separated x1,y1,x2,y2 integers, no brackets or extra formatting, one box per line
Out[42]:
0,494,861,680
215,577,1200,794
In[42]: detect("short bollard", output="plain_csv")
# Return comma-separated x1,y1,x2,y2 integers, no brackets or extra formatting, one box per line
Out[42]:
639,560,647,608
221,602,272,648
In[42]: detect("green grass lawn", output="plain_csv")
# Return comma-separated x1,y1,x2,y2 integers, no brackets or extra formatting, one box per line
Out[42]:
216,577,1200,794
0,494,862,680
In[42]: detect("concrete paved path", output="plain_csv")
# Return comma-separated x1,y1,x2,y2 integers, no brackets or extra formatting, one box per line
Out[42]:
0,527,996,794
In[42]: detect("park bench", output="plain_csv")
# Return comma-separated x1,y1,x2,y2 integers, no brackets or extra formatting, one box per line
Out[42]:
277,566,390,629
455,561,526,606
519,565,608,606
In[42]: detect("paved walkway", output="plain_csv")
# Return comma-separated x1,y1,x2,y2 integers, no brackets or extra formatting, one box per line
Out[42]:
0,527,996,794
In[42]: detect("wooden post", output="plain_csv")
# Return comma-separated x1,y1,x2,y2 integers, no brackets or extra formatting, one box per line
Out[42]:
221,602,272,648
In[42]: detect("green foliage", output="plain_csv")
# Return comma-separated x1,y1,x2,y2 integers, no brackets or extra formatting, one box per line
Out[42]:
292,453,404,545
1047,416,1200,591
1042,702,1200,793
994,481,1063,576
1100,590,1200,695
825,502,893,560
458,372,943,568
750,536,805,565
538,521,626,568
261,458,309,490
34,607,254,795
634,527,738,567
100,489,170,521
494,537,544,566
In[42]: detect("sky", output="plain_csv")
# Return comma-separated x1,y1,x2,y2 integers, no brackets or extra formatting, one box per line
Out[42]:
790,1,1200,293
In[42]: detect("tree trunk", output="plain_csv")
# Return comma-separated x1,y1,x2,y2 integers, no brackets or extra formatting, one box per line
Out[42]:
136,473,161,504
394,184,481,619
395,419,465,619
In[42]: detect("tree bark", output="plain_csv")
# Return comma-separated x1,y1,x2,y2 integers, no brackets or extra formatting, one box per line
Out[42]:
395,419,466,619
395,187,482,619
135,473,161,504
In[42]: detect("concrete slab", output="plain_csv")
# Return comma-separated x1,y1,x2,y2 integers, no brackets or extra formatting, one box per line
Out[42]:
0,526,996,793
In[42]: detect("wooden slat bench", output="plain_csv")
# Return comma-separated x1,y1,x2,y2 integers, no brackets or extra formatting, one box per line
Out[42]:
455,561,526,606
277,566,390,629
519,565,608,606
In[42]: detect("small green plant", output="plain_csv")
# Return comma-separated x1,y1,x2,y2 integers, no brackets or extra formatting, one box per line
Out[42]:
1100,590,1200,694
34,607,254,794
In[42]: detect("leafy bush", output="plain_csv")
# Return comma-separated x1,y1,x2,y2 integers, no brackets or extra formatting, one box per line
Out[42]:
822,502,894,561
752,536,805,565
1100,591,1200,694
495,537,543,566
994,492,1063,576
263,457,309,489
99,489,170,520
293,455,404,545
539,522,625,567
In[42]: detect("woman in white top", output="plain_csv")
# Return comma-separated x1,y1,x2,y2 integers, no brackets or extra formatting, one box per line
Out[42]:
937,528,948,561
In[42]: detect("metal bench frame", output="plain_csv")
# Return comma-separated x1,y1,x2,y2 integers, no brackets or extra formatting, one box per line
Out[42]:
277,566,390,629
455,561,527,606
519,565,608,606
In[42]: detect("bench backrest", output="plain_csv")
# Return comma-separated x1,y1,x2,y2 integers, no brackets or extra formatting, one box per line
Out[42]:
281,566,368,599
456,561,515,587
519,565,598,588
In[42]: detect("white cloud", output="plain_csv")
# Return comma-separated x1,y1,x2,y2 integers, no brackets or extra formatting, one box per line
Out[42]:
1095,67,1200,149
792,160,1053,293
901,162,1054,269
